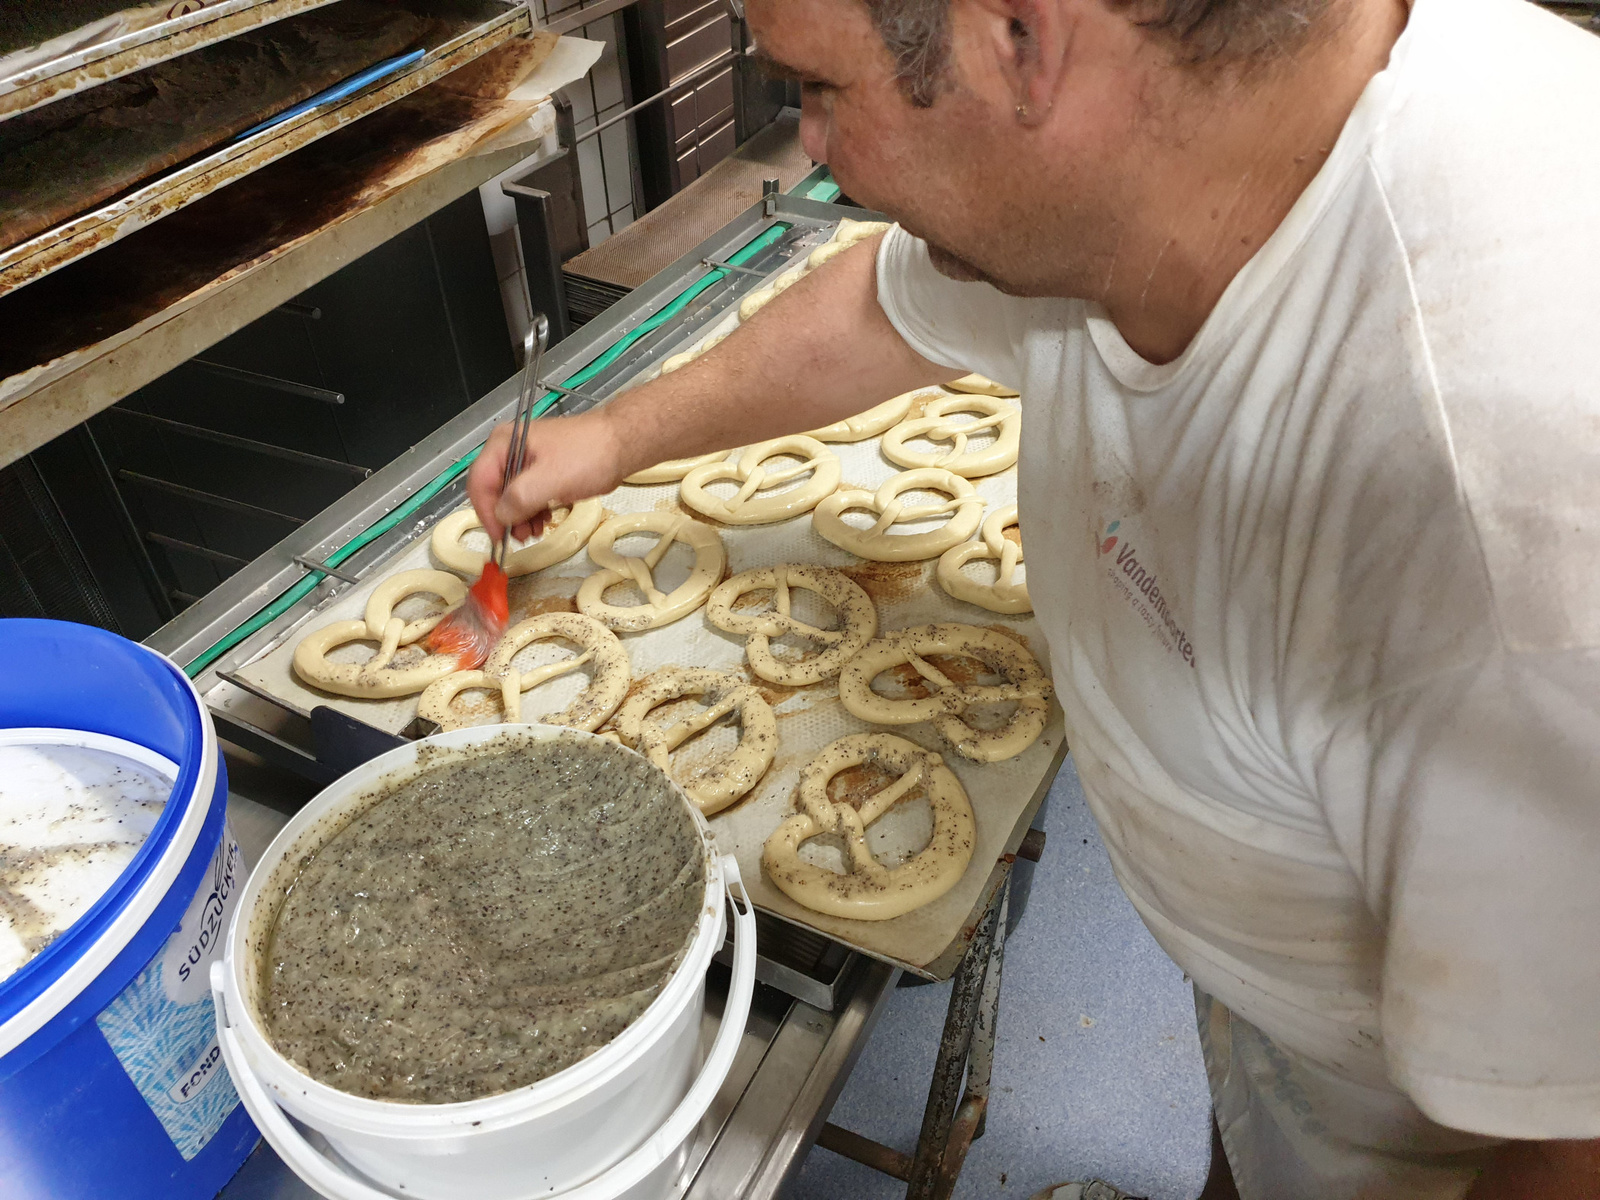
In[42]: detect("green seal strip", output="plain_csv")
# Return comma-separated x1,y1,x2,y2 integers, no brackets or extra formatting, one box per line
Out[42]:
182,220,794,677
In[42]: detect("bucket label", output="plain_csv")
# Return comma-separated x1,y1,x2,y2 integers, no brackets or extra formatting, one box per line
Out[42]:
96,829,246,1161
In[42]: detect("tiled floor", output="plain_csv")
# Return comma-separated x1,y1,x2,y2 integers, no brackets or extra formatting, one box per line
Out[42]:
790,757,1214,1200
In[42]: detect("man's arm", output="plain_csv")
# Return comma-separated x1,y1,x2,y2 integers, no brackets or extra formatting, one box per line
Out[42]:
1464,1137,1600,1199
468,233,955,541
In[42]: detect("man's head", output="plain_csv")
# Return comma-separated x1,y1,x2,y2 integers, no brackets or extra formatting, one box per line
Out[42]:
747,0,1394,314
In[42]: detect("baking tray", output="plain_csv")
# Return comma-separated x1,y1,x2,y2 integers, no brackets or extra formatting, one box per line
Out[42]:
0,0,347,121
0,0,532,298
224,370,1057,979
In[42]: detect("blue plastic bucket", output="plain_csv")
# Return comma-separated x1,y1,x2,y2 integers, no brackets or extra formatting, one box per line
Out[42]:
0,618,258,1199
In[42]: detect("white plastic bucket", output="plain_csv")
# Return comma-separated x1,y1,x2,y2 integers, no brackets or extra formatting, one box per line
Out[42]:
212,724,756,1200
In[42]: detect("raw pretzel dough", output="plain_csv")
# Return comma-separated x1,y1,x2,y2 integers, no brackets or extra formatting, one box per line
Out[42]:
806,218,891,269
705,565,877,685
363,569,468,644
577,511,727,631
813,468,986,561
946,374,1021,398
881,394,1021,478
612,668,777,815
292,620,460,699
937,505,1030,614
838,623,1052,762
805,392,920,443
625,452,730,486
762,733,974,921
679,436,841,525
660,331,728,376
430,500,603,578
417,613,629,732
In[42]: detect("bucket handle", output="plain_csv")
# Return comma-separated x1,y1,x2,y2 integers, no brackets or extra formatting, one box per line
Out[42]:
214,853,758,1200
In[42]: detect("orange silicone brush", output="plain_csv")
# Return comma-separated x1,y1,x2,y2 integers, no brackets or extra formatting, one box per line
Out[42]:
428,315,548,668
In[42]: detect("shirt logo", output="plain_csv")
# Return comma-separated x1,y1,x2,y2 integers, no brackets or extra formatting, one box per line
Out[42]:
1098,521,1197,668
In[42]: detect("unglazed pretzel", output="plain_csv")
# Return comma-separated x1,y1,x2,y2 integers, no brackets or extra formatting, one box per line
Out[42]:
738,266,804,322
625,452,730,486
659,331,728,377
813,468,985,561
577,511,727,631
430,500,603,578
612,668,777,815
762,733,974,921
417,613,629,732
292,620,459,698
705,565,877,685
806,218,891,269
881,395,1021,478
679,436,842,525
946,373,1021,398
363,569,468,644
805,392,920,443
937,505,1030,615
838,623,1052,761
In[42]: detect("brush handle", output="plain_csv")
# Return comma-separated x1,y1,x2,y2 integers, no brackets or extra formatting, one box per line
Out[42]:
496,314,551,566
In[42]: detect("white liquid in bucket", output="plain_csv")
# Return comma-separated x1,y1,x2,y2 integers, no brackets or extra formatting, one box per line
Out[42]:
0,742,171,982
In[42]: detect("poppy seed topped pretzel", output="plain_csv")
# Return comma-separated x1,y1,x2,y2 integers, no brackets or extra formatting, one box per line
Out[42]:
417,612,628,732
679,436,842,525
838,623,1052,762
705,565,877,685
611,668,777,815
762,733,975,921
812,468,986,561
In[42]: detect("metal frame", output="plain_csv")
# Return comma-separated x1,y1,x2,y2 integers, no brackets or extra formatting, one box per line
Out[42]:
0,0,344,120
0,0,533,297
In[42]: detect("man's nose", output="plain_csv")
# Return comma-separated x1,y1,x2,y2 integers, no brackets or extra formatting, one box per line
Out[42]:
799,92,827,163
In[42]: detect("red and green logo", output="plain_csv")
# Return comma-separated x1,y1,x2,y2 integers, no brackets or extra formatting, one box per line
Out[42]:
1098,521,1120,556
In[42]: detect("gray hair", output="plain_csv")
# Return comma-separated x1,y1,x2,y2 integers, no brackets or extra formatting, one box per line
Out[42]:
860,0,1335,105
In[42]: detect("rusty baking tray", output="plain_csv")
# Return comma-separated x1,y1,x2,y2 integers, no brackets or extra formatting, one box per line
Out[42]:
0,0,346,121
0,0,532,299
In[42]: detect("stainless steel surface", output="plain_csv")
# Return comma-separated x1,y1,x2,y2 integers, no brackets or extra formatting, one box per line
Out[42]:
497,316,550,567
290,556,365,585
543,0,642,35
0,0,533,297
0,0,343,120
570,48,745,145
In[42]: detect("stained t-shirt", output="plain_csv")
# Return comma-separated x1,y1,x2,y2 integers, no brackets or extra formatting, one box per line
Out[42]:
875,0,1600,1192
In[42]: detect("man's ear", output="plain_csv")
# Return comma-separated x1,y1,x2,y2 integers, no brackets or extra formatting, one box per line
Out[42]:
964,0,1071,126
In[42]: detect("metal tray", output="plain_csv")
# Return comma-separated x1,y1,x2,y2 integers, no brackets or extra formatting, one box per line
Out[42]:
0,0,531,298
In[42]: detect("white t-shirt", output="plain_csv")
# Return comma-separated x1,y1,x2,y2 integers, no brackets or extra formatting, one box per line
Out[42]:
877,0,1600,1193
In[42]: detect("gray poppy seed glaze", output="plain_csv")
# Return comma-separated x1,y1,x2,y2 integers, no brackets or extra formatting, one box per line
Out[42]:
262,734,705,1104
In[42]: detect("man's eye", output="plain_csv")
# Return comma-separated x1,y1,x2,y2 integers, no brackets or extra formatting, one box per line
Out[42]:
801,81,831,96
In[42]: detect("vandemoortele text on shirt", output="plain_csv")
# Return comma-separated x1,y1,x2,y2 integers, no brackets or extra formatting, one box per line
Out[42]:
875,0,1600,1195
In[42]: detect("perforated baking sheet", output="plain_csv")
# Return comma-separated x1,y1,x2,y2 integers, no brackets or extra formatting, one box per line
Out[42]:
231,375,1055,972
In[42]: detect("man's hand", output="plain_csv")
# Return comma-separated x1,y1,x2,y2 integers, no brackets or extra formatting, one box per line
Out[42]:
1464,1137,1600,1199
467,410,623,543
465,233,956,544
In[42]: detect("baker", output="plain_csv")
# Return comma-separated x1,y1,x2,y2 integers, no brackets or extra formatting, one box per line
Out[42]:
467,0,1600,1194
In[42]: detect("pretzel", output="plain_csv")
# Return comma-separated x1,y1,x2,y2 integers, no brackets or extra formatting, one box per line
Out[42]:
679,436,841,525
577,511,727,631
813,468,986,561
838,623,1052,761
292,620,460,699
945,373,1021,398
659,331,728,377
611,668,777,815
417,613,629,732
362,569,468,644
625,452,730,486
430,500,603,578
805,392,919,443
881,394,1020,478
705,565,877,685
763,733,974,921
806,218,891,269
738,266,805,322
937,505,1030,615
